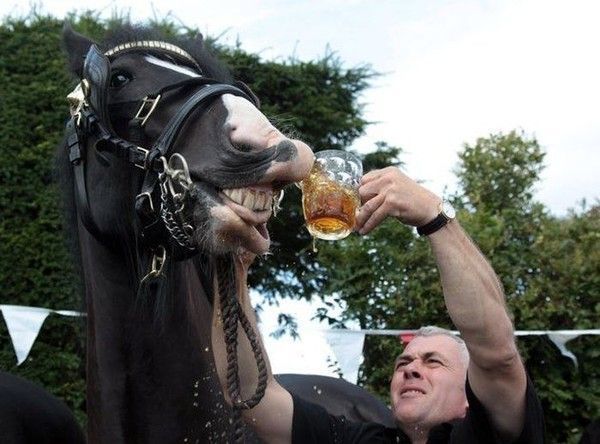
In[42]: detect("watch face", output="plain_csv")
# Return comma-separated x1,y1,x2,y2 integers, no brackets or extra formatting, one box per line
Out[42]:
442,202,456,219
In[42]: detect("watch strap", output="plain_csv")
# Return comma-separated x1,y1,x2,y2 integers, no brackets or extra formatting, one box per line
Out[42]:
417,212,451,236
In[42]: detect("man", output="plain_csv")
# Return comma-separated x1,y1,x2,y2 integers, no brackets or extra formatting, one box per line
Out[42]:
211,167,545,443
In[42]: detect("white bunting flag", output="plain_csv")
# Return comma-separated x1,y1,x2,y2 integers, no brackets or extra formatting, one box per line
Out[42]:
0,305,52,365
547,333,580,367
325,331,366,384
1,302,597,375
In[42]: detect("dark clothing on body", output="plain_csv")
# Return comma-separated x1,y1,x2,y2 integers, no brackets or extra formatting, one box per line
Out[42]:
292,374,545,443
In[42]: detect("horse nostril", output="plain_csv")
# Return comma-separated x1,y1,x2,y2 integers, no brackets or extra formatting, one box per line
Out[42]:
232,142,253,153
271,181,286,191
274,139,295,161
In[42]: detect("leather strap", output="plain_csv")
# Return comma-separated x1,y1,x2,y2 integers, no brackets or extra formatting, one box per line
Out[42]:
416,212,451,236
83,45,112,132
150,83,253,162
66,117,103,239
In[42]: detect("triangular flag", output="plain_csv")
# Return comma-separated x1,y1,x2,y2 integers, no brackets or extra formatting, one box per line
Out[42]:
0,305,52,365
399,333,415,345
325,331,366,384
548,333,580,367
54,309,85,317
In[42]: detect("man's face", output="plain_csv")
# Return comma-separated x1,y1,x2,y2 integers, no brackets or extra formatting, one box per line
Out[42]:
389,335,468,428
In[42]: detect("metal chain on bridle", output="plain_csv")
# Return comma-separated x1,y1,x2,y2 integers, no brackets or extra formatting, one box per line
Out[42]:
139,153,195,285
158,154,195,249
66,40,268,442
217,256,268,443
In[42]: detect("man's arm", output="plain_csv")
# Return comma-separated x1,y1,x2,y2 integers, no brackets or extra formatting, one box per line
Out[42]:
211,253,293,444
356,167,527,440
428,222,527,440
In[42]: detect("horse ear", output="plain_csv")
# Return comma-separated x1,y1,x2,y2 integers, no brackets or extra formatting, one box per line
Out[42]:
192,32,205,47
62,23,97,78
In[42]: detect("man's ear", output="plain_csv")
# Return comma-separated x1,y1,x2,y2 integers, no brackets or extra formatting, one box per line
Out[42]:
62,23,97,78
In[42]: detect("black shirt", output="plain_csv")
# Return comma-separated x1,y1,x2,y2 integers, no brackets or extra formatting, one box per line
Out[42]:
292,374,545,443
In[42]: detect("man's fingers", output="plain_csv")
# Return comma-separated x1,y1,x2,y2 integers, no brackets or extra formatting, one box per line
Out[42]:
359,175,387,201
355,192,385,231
358,204,389,235
360,168,384,186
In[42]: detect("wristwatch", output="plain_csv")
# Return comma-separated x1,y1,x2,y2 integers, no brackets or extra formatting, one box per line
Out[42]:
416,201,456,236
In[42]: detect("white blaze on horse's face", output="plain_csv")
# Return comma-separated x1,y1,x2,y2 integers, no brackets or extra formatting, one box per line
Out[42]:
206,94,314,256
221,94,314,180
144,56,201,77
223,94,281,150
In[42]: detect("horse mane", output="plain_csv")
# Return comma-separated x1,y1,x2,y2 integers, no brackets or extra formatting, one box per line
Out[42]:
55,131,84,301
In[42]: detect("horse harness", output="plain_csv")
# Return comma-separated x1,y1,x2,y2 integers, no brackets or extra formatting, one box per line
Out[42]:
66,41,267,442
66,42,257,270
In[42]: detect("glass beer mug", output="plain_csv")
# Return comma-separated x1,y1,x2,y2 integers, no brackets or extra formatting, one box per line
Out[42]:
298,150,363,240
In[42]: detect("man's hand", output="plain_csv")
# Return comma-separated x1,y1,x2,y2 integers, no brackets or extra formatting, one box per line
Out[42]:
355,167,440,235
357,167,528,440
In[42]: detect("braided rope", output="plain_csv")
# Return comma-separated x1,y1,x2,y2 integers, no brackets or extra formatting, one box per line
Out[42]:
217,256,268,443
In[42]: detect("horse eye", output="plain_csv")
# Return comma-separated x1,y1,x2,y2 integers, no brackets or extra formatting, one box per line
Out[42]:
110,71,133,88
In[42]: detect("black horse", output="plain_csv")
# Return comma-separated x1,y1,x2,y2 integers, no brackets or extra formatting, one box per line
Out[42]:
0,371,85,444
58,24,393,443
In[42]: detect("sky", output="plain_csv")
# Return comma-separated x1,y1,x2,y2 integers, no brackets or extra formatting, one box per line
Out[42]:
2,0,599,379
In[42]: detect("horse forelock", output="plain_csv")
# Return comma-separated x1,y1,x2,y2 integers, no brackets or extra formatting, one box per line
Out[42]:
101,24,233,83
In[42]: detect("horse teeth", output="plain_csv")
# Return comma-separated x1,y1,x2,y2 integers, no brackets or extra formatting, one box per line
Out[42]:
236,188,246,204
256,192,266,210
248,192,258,210
242,191,254,208
229,188,242,204
223,187,273,211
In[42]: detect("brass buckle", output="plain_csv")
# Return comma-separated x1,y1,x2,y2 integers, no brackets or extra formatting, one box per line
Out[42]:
133,95,161,126
140,245,167,284
133,147,149,169
136,191,154,212
67,79,90,125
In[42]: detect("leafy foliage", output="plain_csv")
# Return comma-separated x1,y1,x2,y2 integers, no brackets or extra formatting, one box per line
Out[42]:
0,13,86,424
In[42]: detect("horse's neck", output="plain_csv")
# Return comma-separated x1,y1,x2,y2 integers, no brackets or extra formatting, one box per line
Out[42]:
78,230,230,443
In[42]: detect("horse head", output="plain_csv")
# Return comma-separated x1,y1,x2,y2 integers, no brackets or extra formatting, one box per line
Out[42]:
62,25,313,261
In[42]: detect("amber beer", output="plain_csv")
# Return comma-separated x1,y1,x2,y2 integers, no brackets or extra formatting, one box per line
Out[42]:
300,151,363,241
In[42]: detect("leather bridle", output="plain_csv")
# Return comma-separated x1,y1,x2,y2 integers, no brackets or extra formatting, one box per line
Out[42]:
65,42,258,273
